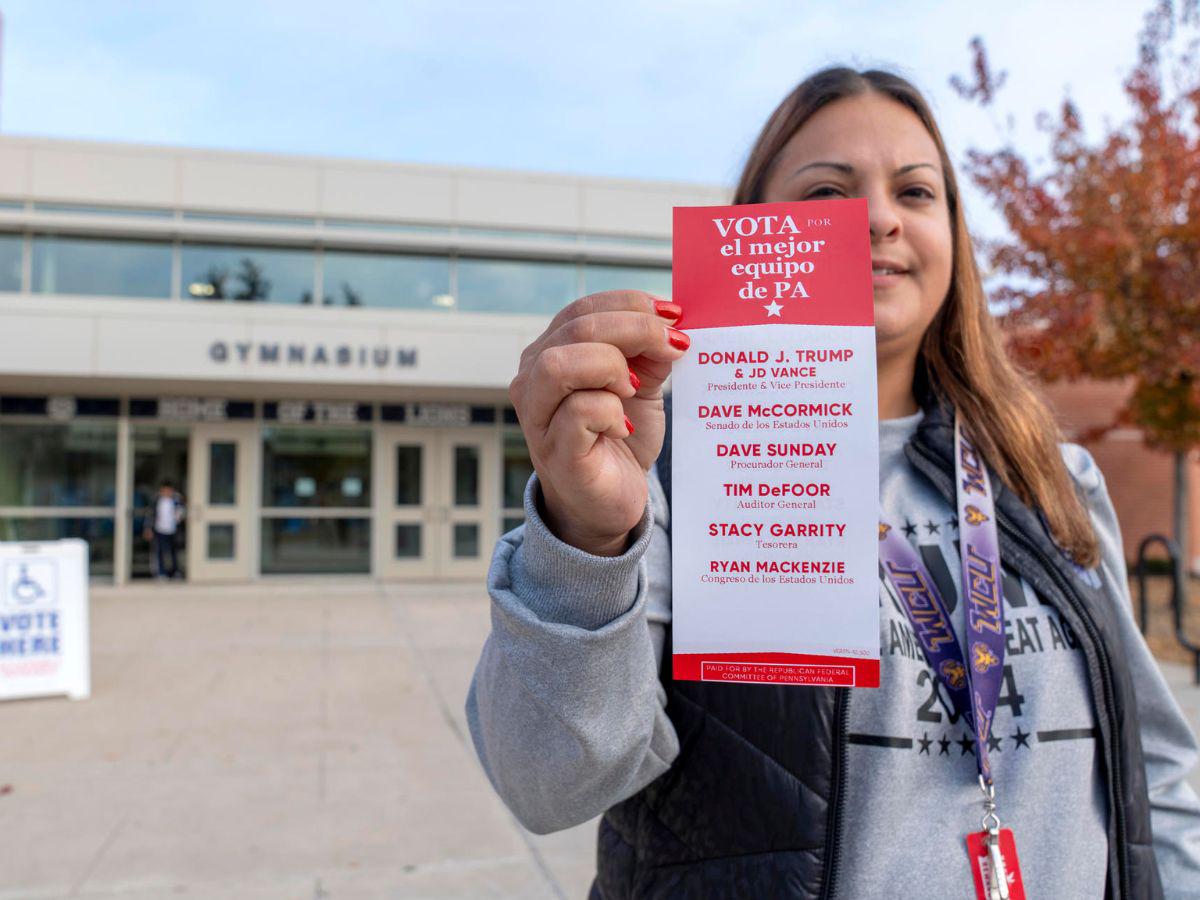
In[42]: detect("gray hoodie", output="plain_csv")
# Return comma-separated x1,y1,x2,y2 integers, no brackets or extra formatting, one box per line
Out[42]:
467,411,1200,897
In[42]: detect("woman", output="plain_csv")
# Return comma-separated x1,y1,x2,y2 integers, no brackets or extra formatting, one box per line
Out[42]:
466,67,1200,898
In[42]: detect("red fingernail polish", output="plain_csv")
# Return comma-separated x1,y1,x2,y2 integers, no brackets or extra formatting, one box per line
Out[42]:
623,414,635,435
654,301,683,323
629,369,641,391
667,327,690,350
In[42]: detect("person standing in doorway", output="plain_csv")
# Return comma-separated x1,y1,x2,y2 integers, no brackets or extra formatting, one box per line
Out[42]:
143,480,185,580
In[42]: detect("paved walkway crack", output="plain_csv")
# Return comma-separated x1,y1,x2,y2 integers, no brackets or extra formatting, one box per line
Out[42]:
68,816,126,897
379,583,567,900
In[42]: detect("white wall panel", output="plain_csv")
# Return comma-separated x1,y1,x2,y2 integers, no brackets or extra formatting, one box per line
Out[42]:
582,183,729,236
180,158,320,214
456,175,580,229
0,310,95,375
0,144,31,198
30,148,176,207
320,165,455,222
0,298,539,390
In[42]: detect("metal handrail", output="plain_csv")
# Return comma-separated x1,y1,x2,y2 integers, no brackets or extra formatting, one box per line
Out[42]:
1135,534,1200,684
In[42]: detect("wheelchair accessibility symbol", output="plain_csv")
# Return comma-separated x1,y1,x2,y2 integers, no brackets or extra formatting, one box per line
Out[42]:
3,559,57,608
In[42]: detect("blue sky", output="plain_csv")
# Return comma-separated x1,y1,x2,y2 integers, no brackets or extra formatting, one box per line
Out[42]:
0,0,1152,232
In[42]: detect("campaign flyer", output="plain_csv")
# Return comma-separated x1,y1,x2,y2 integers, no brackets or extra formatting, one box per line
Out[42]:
670,198,880,688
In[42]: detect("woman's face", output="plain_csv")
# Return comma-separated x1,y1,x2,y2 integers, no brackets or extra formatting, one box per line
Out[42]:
761,93,954,367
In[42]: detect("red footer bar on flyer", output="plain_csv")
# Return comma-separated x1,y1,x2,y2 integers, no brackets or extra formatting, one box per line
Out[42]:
673,653,880,687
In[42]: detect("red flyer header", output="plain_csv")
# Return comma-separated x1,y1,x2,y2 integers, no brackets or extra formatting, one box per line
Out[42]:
672,198,873,330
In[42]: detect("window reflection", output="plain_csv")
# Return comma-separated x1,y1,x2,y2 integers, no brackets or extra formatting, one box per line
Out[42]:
207,523,235,560
261,517,370,574
0,423,117,506
453,523,480,558
0,234,21,291
323,251,451,310
453,446,480,507
208,443,237,505
395,523,422,558
395,446,423,505
503,432,533,510
32,236,171,298
583,264,672,298
261,428,371,508
0,517,115,579
182,244,315,303
456,258,578,315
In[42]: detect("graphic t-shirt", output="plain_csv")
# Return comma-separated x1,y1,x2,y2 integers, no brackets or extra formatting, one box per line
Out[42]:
838,410,1107,898
155,497,178,535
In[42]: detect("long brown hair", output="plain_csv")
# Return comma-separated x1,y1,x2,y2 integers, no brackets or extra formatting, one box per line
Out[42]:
735,67,1099,566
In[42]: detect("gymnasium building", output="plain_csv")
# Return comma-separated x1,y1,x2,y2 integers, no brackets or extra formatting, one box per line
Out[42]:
0,135,720,584
0,135,1192,583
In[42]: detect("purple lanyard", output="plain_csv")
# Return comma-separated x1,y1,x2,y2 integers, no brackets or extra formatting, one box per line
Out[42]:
879,417,1006,785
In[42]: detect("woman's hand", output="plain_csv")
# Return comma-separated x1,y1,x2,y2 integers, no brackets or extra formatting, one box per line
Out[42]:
509,291,688,556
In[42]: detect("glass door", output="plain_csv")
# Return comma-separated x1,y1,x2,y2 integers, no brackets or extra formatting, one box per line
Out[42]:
129,426,190,579
374,427,497,580
438,428,497,579
188,423,256,582
374,428,439,578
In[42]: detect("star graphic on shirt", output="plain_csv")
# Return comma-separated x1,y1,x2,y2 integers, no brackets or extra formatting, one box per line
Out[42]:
924,519,941,535
957,733,976,756
763,300,783,317
902,519,918,538
987,733,1004,753
946,515,959,532
917,732,933,755
1011,727,1031,749
938,735,951,756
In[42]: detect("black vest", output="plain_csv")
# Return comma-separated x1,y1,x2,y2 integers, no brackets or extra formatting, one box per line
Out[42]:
591,398,1162,900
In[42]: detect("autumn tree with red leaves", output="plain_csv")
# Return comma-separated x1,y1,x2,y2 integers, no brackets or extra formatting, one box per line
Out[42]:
953,1,1200,577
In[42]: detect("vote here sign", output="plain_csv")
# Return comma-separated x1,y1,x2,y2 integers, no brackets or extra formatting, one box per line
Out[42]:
0,539,90,701
670,198,880,688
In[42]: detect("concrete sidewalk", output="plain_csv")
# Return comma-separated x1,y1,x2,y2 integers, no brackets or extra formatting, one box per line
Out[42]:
2,581,1199,899
0,581,597,899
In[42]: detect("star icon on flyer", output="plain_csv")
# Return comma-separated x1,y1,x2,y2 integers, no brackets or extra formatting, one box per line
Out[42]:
763,300,783,317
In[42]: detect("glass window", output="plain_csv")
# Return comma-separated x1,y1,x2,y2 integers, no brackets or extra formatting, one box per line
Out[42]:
0,234,22,291
323,251,451,309
453,446,480,507
583,264,672,299
260,517,370,574
208,442,237,505
0,517,115,580
395,523,422,558
181,244,315,303
183,211,315,228
262,428,371,508
502,516,524,535
34,203,173,220
32,236,171,298
207,523,235,560
503,432,533,510
0,423,117,507
324,219,452,236
456,258,578,315
457,227,579,245
583,233,672,249
453,523,480,558
395,446,422,506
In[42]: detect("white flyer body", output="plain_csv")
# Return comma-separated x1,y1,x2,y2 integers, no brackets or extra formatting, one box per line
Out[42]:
670,199,880,687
